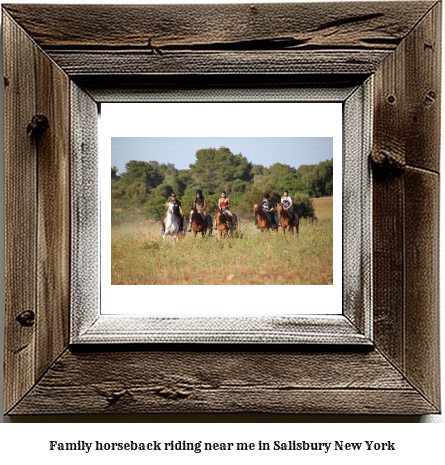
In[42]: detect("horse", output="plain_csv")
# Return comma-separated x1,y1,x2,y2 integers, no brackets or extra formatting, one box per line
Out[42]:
163,203,186,243
277,203,299,236
189,207,212,238
214,208,235,239
253,202,279,232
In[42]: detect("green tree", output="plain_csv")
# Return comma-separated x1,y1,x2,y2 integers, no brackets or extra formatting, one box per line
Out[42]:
144,197,168,221
111,166,119,180
189,147,252,192
153,183,173,198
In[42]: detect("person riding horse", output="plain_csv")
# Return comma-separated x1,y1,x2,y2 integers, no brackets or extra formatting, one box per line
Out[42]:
255,193,277,228
188,189,212,232
161,193,184,234
218,191,236,228
281,190,298,225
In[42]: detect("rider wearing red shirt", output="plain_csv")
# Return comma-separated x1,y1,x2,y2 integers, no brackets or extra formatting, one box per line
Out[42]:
217,190,235,227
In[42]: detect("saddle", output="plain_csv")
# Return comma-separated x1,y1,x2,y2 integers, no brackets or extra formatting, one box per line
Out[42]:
221,210,237,227
281,210,297,224
174,214,185,230
265,212,277,225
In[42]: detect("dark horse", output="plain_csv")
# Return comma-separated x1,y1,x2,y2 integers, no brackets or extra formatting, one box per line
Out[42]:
188,207,212,237
214,209,237,239
253,202,278,232
277,203,299,236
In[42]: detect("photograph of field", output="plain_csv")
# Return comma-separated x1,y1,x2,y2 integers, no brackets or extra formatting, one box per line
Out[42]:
110,137,334,286
111,198,333,285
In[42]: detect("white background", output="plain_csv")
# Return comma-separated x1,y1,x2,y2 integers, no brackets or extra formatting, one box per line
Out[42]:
0,0,444,461
101,102,342,316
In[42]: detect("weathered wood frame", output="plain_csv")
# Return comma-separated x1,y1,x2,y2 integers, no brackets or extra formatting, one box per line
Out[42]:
3,2,441,415
71,82,373,346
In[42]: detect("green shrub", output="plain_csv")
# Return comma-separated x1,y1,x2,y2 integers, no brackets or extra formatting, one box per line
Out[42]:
292,193,315,219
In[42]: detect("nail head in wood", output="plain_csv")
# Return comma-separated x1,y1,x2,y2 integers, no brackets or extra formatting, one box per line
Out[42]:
16,310,35,327
26,114,49,140
424,90,436,105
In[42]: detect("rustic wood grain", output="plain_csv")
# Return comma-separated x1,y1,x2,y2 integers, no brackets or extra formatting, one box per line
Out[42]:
3,12,37,414
342,81,372,337
404,168,440,409
2,2,435,50
372,21,408,372
9,349,437,415
371,3,441,412
47,50,391,76
35,43,71,380
372,175,405,368
404,2,441,172
76,75,365,103
3,2,441,416
70,82,100,339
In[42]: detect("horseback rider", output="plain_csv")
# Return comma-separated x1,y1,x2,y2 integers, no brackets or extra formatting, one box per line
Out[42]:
218,190,236,228
281,190,297,225
161,193,184,234
255,193,276,228
189,189,212,231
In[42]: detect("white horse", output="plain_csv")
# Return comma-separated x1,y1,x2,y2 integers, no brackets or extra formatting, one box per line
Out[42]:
163,203,187,243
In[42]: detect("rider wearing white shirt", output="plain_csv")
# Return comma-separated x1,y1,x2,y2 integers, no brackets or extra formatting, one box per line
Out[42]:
281,190,296,223
281,190,293,212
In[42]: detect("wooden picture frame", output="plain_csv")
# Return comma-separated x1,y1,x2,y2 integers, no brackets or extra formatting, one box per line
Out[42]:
2,2,440,415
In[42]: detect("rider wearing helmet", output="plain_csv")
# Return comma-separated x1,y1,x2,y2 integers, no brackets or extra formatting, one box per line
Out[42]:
217,190,236,228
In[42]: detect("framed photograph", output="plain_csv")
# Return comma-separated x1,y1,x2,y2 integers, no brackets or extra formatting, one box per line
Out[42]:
3,2,440,415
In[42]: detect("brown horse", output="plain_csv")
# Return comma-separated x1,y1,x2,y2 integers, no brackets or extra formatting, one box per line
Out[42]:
277,203,299,236
214,209,237,239
253,202,278,232
189,207,212,237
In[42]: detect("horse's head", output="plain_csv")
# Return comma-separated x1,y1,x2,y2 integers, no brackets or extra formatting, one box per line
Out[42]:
167,202,174,215
277,203,284,217
215,209,224,225
189,207,196,221
253,202,259,214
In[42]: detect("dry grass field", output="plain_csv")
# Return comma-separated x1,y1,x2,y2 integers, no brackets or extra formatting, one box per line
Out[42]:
312,196,334,219
111,197,334,285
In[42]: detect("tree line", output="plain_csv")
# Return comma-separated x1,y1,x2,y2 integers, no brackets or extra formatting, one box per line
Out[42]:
111,146,333,224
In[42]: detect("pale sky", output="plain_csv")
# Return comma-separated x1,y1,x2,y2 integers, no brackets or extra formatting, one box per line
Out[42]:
111,137,333,175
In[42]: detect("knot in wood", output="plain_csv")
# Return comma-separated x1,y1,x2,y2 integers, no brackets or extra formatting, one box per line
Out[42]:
370,149,405,177
16,310,35,327
154,386,191,400
27,115,49,140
